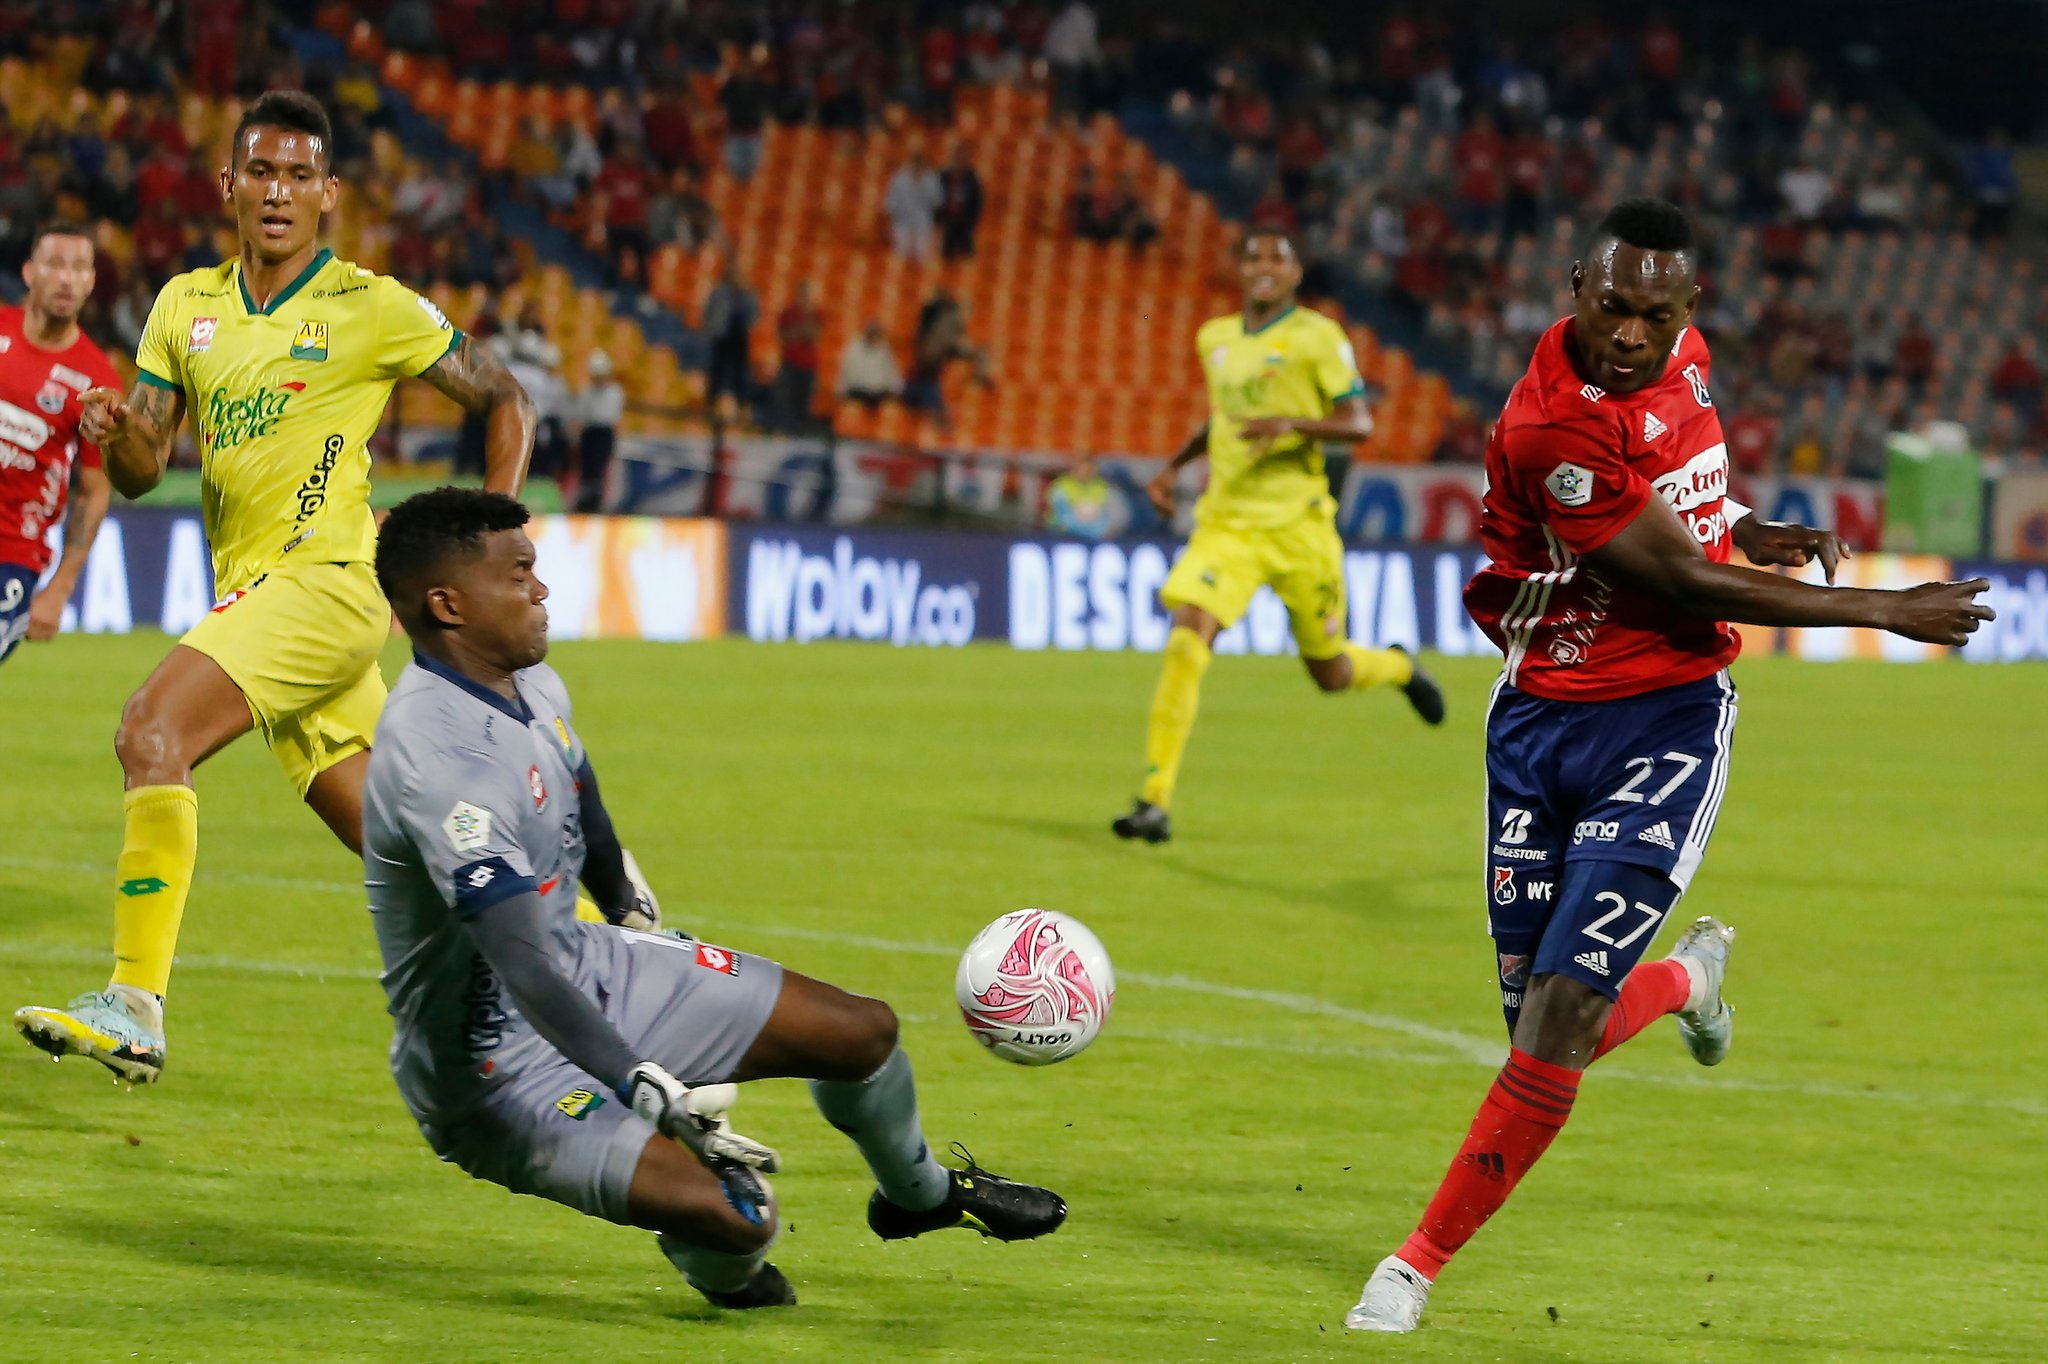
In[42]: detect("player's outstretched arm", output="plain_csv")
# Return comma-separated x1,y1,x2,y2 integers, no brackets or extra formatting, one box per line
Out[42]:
421,334,536,496
1592,494,1994,645
469,889,775,1167
467,888,643,1089
26,463,111,641
79,382,184,499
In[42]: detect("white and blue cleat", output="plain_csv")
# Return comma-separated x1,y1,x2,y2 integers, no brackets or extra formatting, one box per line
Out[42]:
1670,915,1736,1067
13,989,166,1084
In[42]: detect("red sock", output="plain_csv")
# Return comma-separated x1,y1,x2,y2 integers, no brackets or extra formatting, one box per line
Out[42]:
1591,959,1692,1062
1396,1048,1580,1280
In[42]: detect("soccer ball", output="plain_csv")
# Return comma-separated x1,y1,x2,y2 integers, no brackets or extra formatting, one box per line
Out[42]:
955,909,1115,1065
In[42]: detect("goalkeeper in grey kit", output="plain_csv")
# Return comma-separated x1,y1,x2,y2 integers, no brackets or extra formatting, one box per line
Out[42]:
362,488,1066,1308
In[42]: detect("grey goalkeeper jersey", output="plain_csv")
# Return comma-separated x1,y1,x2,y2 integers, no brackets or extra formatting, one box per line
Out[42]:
364,653,608,1122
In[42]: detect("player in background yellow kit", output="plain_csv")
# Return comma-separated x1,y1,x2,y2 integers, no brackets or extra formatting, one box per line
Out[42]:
13,92,554,1083
1112,230,1446,845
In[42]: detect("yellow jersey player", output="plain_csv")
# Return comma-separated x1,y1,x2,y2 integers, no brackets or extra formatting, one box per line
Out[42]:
1112,229,1445,844
12,92,546,1083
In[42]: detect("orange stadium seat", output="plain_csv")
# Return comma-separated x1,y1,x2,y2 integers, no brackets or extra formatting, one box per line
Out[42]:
388,75,1457,459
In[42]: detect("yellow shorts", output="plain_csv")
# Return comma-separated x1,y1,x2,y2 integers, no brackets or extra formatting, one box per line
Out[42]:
1160,515,1349,660
180,559,390,795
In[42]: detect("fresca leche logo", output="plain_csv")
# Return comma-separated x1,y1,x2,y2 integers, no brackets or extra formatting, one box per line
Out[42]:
201,381,306,450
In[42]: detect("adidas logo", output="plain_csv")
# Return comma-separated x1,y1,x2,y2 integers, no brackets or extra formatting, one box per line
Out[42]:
1643,411,1668,440
1573,949,1611,976
1638,820,1676,849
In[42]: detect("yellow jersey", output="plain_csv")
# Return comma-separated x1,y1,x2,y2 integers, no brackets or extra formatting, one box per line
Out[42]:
1193,305,1365,529
136,249,462,594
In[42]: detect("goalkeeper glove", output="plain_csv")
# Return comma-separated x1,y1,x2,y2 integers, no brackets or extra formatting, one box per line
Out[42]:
622,1064,781,1173
610,848,661,931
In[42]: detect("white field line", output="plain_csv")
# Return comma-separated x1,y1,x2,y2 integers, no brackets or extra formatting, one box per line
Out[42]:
4,857,2042,1119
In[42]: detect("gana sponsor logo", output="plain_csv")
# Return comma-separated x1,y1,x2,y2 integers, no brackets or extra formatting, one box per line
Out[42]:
746,535,976,646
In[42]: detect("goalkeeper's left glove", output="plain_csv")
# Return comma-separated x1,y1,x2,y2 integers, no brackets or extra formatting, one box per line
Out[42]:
622,1064,781,1173
610,848,661,931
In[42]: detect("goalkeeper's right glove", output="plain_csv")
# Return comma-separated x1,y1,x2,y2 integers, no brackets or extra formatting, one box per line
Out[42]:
622,1063,781,1173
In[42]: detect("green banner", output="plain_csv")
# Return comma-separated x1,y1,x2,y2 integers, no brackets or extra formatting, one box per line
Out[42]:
1882,434,1982,556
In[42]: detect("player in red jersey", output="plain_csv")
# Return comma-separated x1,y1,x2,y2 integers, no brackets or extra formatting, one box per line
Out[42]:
1345,199,1994,1333
0,225,118,663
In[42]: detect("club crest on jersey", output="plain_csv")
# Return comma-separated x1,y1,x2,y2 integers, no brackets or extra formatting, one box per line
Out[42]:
1642,410,1668,441
289,319,329,362
189,316,218,353
1545,462,1594,508
1682,362,1713,408
529,765,548,811
34,377,66,415
1493,866,1517,905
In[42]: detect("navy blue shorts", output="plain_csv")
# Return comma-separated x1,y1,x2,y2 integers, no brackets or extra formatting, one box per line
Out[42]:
1485,672,1738,1012
0,562,36,665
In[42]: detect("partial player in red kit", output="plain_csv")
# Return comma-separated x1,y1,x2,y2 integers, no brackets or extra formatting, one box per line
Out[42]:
0,225,119,664
1345,199,1995,1333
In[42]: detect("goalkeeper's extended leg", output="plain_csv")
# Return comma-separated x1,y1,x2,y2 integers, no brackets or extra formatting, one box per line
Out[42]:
738,970,1068,1243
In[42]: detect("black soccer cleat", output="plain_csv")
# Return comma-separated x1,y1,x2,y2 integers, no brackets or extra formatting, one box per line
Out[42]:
868,1146,1068,1243
1111,799,1172,844
697,1261,797,1310
1392,645,1446,726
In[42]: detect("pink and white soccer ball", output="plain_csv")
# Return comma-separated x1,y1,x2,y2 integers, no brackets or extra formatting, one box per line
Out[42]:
956,909,1116,1065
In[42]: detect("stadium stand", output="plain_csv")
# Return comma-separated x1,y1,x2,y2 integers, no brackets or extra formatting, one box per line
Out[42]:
1143,16,2048,472
4,3,2036,476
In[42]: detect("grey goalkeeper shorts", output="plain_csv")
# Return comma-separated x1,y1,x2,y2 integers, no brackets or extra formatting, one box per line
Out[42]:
420,932,783,1225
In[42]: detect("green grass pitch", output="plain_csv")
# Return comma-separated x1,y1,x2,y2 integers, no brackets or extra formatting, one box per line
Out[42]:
2,634,2044,1362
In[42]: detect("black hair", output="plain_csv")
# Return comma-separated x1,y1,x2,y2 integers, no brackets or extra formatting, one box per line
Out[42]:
1590,197,1694,255
1241,225,1299,259
376,487,530,629
30,222,94,251
231,90,334,170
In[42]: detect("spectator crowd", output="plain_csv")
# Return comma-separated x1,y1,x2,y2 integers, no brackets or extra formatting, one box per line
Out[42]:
1148,13,2045,473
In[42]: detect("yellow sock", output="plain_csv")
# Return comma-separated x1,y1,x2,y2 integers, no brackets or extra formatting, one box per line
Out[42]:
1343,643,1414,691
1138,626,1213,810
109,784,199,999
574,894,608,924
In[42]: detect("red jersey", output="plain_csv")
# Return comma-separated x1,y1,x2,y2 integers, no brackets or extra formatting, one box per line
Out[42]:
1465,318,1740,701
0,308,118,573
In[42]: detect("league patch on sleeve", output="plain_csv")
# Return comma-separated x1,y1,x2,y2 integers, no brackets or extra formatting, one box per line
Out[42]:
444,800,493,852
1545,462,1595,508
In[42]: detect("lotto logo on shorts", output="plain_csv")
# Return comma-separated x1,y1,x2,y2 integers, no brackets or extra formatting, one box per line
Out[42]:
695,943,740,975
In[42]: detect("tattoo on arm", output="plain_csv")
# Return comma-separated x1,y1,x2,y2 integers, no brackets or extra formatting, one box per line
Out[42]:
423,335,522,415
128,383,182,451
